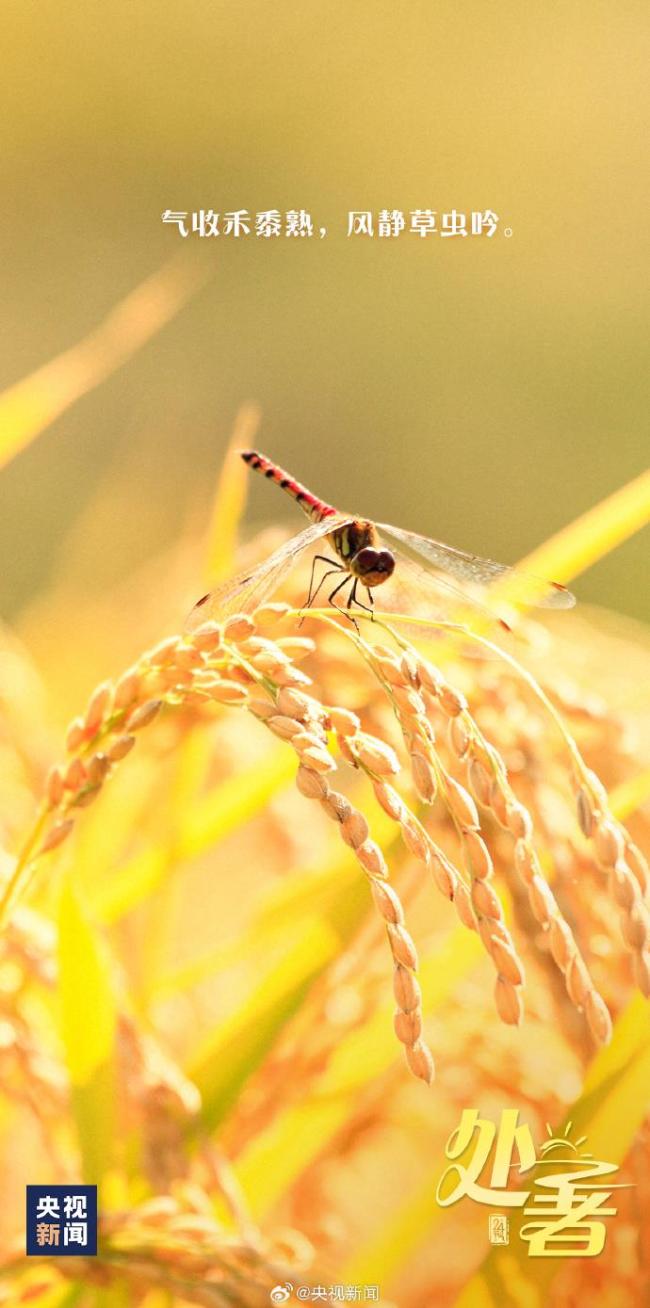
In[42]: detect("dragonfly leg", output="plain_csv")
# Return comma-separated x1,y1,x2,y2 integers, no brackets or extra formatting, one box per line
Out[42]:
346,580,374,619
306,554,343,607
328,573,361,631
299,557,344,627
328,573,353,605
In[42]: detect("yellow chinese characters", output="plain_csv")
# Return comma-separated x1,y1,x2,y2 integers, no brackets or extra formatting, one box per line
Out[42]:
520,1125,629,1258
436,1108,536,1207
436,1112,630,1258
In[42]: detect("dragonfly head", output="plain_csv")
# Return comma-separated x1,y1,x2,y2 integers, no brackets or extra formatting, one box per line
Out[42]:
351,546,395,588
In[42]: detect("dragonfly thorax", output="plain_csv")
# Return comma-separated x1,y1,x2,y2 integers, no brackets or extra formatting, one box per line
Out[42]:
331,520,395,589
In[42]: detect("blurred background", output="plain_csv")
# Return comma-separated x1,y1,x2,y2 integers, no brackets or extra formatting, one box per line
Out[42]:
1,0,648,626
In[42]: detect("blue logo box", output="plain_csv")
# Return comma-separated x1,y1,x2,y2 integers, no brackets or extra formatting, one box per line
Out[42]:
26,1185,97,1256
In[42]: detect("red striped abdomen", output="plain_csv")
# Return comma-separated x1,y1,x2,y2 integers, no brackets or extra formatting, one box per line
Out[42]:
240,450,337,523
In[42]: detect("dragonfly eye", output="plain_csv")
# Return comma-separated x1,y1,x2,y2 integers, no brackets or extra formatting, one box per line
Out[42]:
375,549,395,575
353,547,395,585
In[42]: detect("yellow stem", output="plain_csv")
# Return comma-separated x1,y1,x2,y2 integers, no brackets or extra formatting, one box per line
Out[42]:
0,805,51,926
515,467,650,585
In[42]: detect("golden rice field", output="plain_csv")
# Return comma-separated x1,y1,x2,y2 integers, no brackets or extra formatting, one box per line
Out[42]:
0,272,649,1307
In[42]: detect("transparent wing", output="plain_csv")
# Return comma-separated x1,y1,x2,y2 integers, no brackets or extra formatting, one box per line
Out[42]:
377,523,575,610
375,548,517,642
185,517,346,629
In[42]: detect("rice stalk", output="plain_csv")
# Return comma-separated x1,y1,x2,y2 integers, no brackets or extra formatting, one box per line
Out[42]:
4,595,648,1092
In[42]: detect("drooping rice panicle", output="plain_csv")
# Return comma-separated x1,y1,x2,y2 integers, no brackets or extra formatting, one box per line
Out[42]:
357,638,526,1026
4,595,648,1083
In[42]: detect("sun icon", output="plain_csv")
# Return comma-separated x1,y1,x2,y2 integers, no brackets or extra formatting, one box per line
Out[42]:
539,1121,591,1159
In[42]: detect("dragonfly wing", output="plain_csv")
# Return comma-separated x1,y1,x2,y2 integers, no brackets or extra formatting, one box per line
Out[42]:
376,548,517,641
377,523,575,610
185,518,344,628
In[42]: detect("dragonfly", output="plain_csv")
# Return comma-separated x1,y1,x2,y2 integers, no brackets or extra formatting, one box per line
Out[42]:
188,450,575,632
